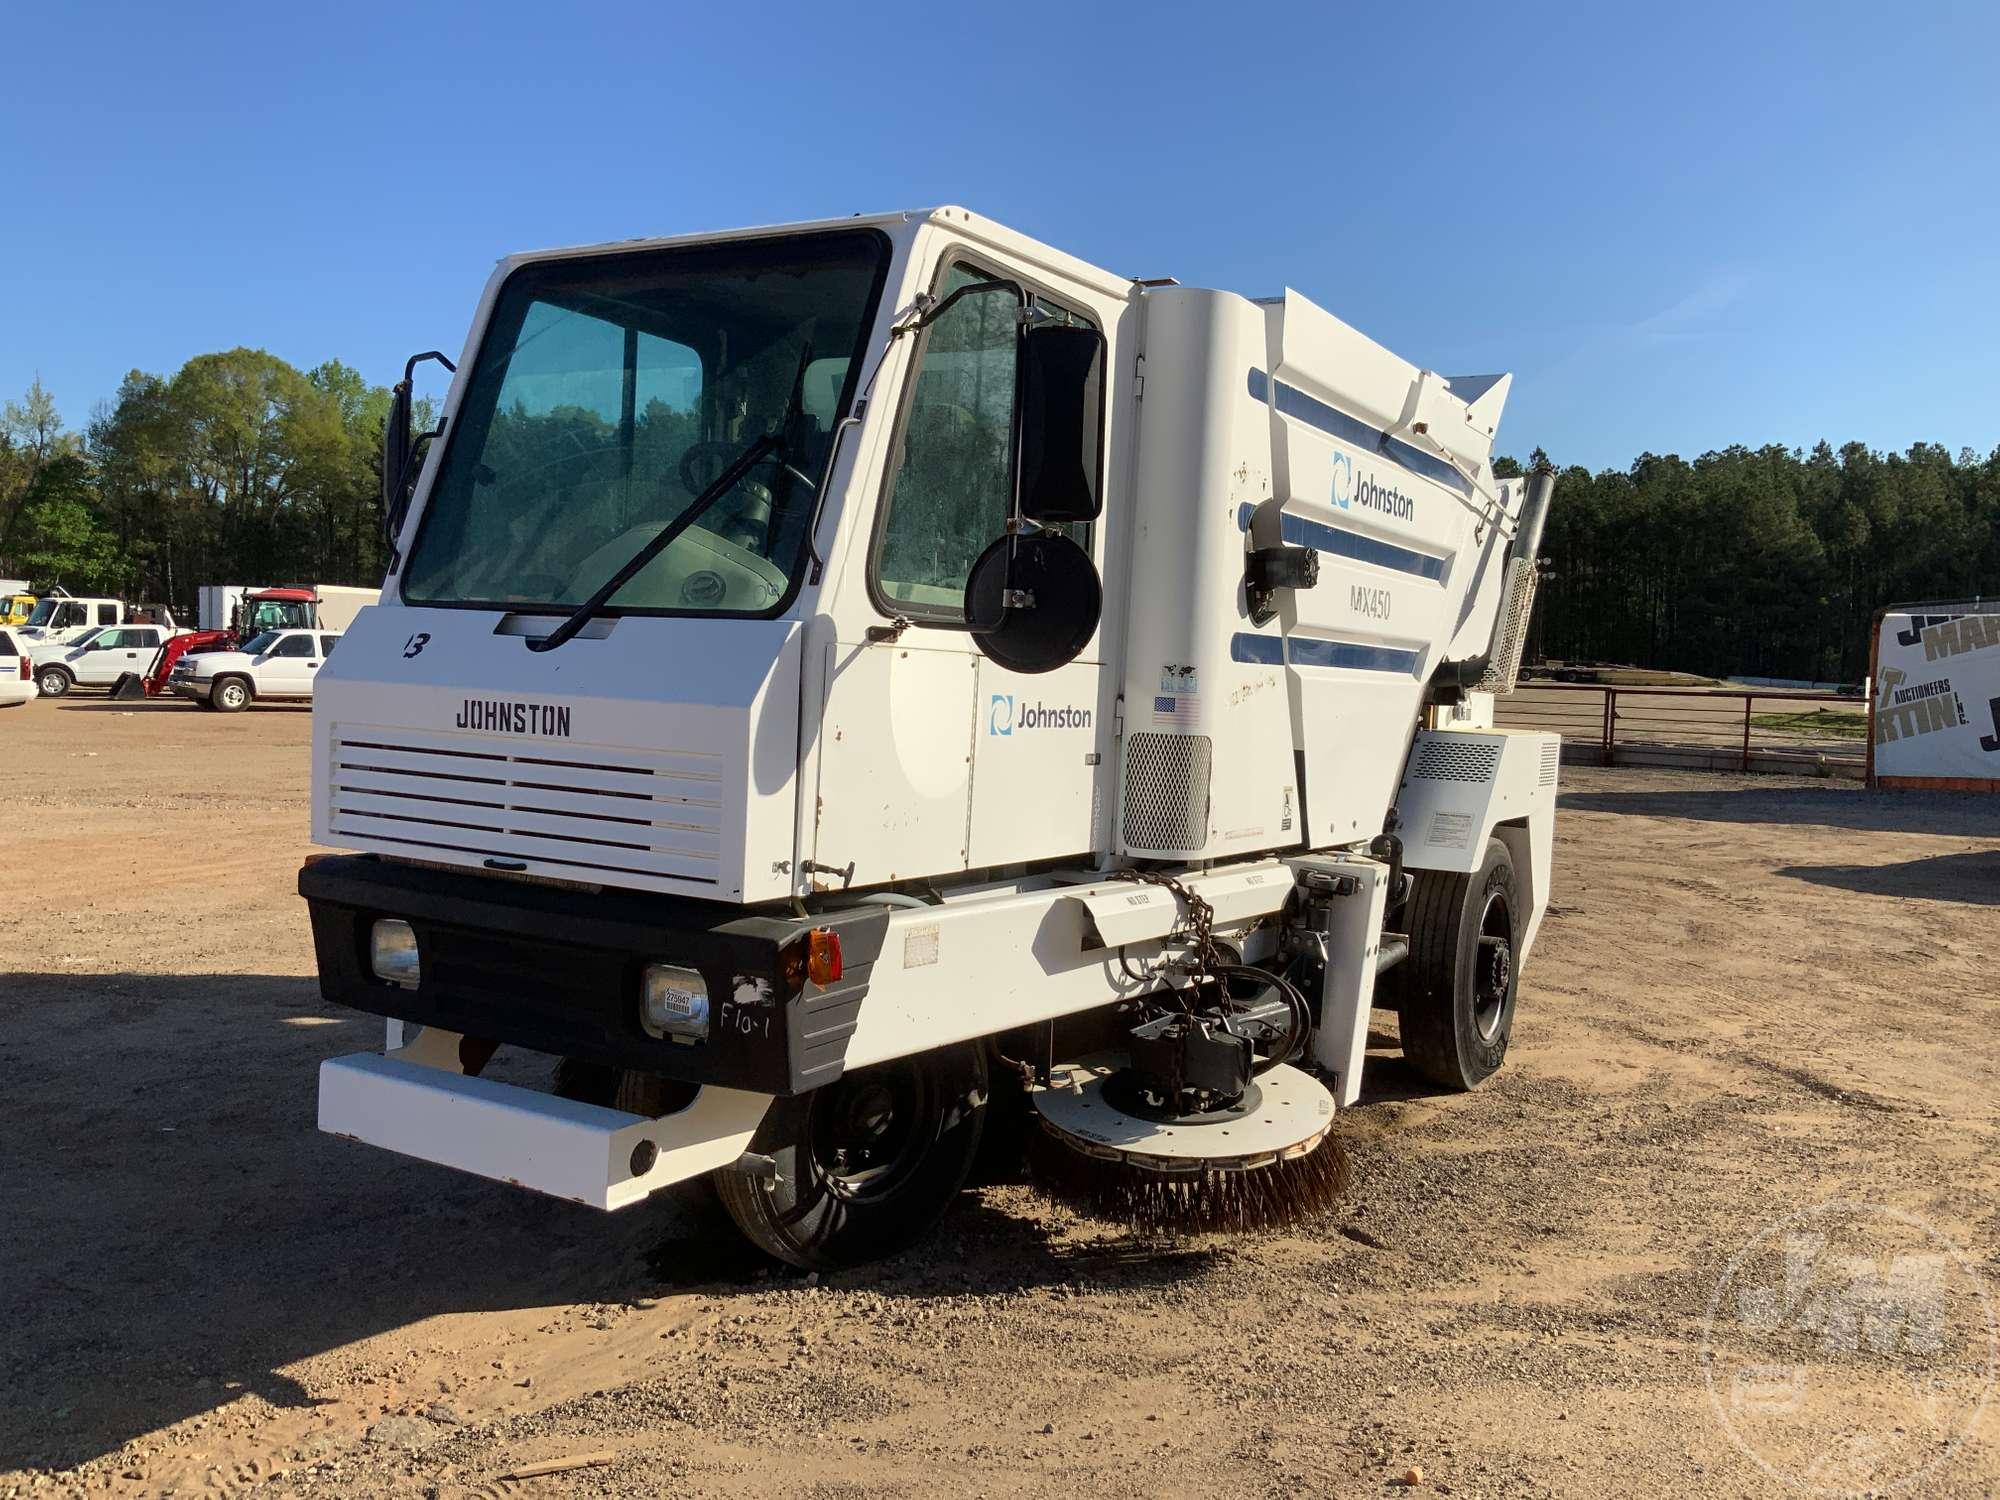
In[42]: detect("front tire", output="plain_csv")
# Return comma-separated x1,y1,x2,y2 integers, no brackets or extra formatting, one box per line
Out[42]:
36,666,71,698
1399,838,1520,1091
212,676,250,712
715,1043,987,1270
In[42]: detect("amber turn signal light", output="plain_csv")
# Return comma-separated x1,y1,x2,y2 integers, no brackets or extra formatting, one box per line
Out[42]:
807,928,843,986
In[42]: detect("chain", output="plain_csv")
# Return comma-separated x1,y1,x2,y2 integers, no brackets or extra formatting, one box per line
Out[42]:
1110,869,1219,991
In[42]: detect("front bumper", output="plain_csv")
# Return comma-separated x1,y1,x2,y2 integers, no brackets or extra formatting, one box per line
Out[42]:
300,854,888,1095
170,678,211,701
319,1048,770,1209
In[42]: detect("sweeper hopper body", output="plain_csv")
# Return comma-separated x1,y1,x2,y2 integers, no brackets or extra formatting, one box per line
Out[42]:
301,208,1558,1267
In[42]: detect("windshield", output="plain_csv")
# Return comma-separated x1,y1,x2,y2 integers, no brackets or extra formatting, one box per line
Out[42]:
403,229,889,617
241,631,281,655
244,600,309,633
25,600,58,628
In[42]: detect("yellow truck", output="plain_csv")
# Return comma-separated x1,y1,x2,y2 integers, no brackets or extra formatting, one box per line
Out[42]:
0,594,35,628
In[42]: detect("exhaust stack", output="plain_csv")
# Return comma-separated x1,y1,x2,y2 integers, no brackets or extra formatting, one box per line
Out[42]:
1475,466,1555,696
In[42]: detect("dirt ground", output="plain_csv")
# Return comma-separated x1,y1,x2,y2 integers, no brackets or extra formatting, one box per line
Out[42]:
2,692,1997,1498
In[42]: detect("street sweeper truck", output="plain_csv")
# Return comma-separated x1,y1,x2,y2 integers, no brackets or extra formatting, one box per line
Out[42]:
302,207,1559,1267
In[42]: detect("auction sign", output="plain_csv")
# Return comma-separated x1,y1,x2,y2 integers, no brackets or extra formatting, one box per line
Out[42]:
1869,605,2000,790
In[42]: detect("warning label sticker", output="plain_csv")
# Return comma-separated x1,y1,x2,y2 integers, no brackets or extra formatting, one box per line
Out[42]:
1425,811,1474,850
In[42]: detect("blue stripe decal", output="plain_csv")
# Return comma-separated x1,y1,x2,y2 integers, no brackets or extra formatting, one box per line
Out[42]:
1287,637,1422,674
1234,501,1446,582
1246,368,1473,499
1229,633,1284,665
1229,631,1419,675
1282,512,1446,582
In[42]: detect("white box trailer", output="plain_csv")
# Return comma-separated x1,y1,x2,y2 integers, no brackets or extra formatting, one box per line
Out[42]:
311,584,380,631
199,583,380,634
303,207,1558,1267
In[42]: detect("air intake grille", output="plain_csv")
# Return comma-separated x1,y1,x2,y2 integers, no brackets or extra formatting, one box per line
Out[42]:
1539,739,1560,787
1122,732,1212,852
1411,736,1501,784
327,724,723,885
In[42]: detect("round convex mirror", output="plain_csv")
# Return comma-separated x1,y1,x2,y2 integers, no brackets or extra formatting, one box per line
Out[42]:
964,532,1102,675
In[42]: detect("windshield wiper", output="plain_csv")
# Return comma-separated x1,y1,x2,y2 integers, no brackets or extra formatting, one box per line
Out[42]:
529,341,817,655
526,430,782,654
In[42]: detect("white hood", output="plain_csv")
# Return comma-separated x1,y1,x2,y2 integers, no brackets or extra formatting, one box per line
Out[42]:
310,605,804,903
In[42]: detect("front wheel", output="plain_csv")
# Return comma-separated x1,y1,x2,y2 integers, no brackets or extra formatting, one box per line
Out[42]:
715,1043,987,1270
36,666,71,698
1399,838,1521,1091
212,677,250,712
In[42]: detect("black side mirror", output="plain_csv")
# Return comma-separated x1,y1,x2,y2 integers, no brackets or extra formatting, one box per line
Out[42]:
382,350,456,546
1016,323,1104,524
381,378,413,542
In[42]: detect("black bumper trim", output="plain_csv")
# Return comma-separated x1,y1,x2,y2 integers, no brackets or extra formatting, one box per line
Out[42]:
299,855,887,1095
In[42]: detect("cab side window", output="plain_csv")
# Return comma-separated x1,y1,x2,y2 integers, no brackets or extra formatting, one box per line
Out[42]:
90,630,127,650
873,264,1020,618
95,604,117,626
320,635,340,657
55,602,85,629
273,636,315,658
872,263,1101,619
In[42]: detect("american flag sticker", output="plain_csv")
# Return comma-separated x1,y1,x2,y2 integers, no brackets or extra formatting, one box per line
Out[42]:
1152,694,1200,728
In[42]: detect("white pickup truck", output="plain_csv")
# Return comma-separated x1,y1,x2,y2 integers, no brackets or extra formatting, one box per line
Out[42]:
168,628,342,711
30,623,183,698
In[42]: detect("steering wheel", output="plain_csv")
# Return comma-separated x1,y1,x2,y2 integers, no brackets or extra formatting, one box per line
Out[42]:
678,440,803,553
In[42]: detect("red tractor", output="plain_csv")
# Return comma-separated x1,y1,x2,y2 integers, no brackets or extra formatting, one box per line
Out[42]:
114,587,326,699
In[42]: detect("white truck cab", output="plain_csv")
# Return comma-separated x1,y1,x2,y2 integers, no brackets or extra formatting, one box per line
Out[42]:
170,628,341,711
15,596,124,649
31,623,181,698
301,208,1560,1269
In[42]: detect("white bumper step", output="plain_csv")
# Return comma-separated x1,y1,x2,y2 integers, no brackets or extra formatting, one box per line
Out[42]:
318,1051,769,1210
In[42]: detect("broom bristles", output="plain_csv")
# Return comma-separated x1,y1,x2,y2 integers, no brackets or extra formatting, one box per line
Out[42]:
1027,1120,1351,1234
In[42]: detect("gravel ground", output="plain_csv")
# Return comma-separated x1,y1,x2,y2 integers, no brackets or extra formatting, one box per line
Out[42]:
1,693,1996,1498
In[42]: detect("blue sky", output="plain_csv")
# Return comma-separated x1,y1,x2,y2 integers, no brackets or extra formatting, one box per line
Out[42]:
2,1,1994,471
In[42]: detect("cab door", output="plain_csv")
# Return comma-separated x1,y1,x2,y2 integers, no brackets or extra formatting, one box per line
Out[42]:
812,256,1116,884
260,633,319,695
72,628,127,685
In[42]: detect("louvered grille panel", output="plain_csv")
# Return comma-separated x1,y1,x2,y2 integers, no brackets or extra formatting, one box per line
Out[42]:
327,724,724,884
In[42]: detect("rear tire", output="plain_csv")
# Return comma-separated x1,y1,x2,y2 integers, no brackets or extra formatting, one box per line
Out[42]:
715,1043,987,1270
212,676,250,712
1399,838,1520,1091
36,666,71,698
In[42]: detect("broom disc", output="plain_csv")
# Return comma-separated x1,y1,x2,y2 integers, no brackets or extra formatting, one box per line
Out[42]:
1028,1054,1349,1232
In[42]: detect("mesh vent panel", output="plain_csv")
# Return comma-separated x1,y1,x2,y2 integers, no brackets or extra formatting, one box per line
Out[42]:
1411,737,1501,783
1122,732,1212,852
1539,740,1560,787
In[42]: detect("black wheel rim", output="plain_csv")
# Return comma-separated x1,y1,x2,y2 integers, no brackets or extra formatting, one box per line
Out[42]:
1473,892,1515,1043
807,1064,934,1204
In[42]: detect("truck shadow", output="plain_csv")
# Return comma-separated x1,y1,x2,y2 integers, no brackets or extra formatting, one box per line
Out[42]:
0,971,741,1473
1776,849,2000,906
0,971,1223,1475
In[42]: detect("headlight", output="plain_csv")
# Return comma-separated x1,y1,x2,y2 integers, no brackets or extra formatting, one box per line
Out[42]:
369,919,421,988
639,964,708,1042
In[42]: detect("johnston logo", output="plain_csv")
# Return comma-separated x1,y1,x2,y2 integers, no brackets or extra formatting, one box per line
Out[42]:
1330,447,1417,522
988,693,1092,735
454,698,571,736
